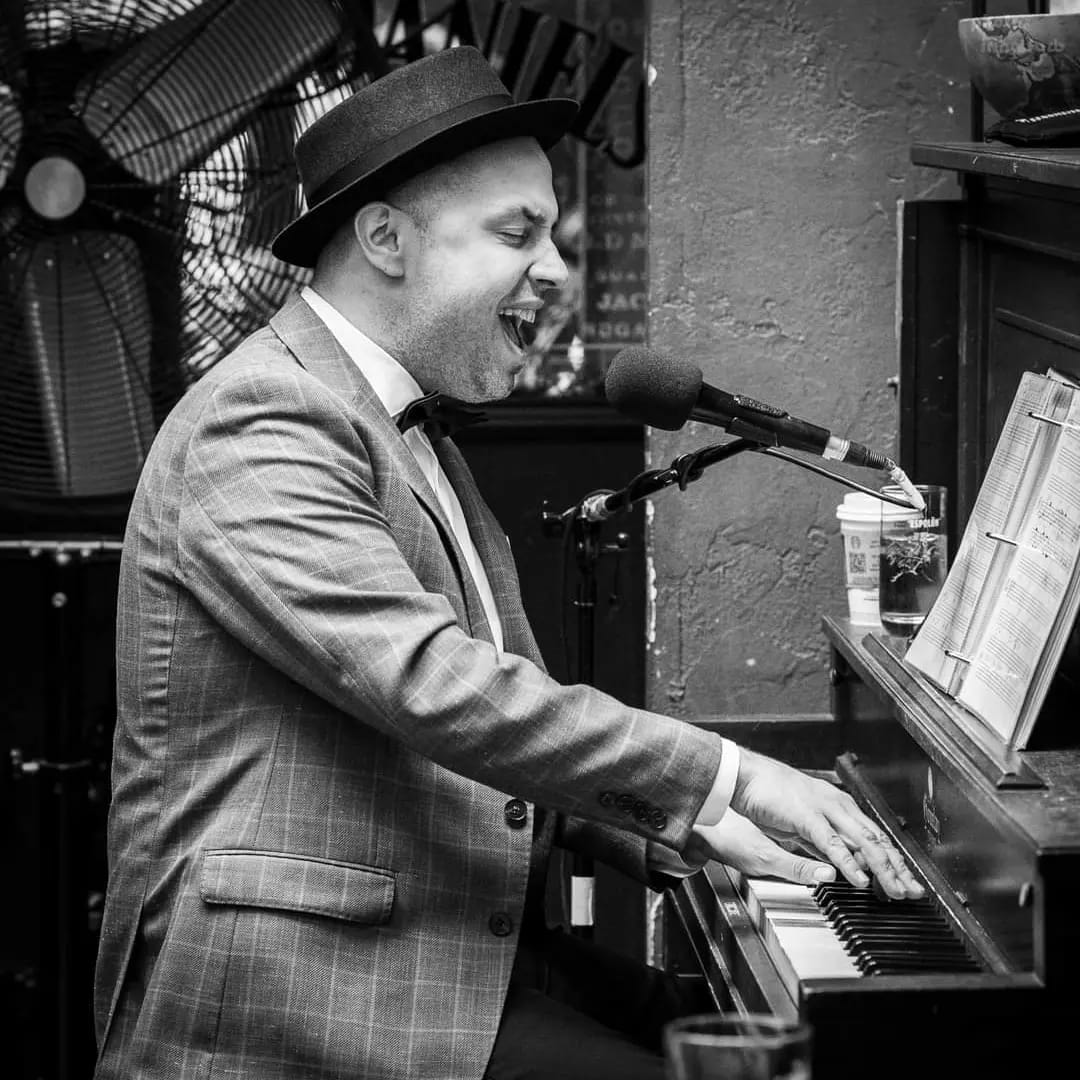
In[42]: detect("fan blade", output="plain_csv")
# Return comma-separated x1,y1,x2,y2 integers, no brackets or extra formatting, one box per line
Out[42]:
17,232,155,498
235,106,301,249
77,0,341,186
0,82,20,190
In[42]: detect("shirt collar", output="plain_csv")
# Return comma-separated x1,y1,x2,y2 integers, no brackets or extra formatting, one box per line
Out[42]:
300,285,422,420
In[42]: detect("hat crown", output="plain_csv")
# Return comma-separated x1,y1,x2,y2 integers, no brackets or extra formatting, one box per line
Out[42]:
295,47,511,202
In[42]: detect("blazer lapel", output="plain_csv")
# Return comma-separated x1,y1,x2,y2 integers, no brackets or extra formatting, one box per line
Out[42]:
269,296,444,521
268,295,495,644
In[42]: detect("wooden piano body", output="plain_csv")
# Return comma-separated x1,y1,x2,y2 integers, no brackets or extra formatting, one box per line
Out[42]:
665,140,1080,1078
667,617,1080,1078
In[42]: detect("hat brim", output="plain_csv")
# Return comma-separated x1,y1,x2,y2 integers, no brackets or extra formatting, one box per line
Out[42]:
271,97,578,268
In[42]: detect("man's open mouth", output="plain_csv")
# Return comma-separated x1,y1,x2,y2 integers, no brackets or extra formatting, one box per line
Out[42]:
498,306,537,350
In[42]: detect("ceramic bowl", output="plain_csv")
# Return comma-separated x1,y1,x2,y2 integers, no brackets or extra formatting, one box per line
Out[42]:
958,14,1080,119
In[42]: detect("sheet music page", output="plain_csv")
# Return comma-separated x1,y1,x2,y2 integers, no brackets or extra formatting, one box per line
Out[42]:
955,405,1080,744
905,372,1060,691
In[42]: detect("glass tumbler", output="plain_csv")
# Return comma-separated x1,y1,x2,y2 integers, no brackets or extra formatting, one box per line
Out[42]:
878,484,947,638
664,1014,812,1080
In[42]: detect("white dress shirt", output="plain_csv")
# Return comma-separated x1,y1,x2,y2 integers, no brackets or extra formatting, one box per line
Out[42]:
301,286,504,651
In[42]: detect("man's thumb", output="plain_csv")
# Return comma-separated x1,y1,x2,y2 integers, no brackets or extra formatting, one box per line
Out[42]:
780,855,835,886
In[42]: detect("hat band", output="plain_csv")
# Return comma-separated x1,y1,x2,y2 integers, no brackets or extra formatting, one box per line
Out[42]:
308,92,512,208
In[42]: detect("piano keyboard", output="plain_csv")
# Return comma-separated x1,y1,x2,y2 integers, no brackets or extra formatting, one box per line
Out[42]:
740,876,980,998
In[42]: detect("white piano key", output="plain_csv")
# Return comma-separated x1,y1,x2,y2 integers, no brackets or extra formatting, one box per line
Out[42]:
741,877,861,997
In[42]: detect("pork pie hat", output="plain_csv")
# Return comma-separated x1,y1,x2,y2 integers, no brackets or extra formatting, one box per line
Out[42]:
272,46,579,267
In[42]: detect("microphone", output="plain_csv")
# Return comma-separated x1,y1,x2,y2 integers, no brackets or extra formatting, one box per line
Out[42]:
604,346,925,511
605,346,889,468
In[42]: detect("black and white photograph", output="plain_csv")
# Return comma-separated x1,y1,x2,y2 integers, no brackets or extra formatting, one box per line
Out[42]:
2,2,1078,1078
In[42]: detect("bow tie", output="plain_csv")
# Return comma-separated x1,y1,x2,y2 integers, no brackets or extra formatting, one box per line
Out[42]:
396,392,487,442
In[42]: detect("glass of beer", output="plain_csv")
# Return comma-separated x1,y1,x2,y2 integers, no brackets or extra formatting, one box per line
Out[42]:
878,484,947,637
664,1014,812,1080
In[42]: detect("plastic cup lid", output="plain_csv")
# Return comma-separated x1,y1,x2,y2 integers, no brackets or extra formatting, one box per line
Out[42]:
836,490,918,522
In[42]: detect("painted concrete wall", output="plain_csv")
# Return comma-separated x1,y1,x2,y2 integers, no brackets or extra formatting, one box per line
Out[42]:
645,0,970,719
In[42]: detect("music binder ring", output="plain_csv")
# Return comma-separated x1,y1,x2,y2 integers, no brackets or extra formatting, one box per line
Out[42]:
1027,410,1080,433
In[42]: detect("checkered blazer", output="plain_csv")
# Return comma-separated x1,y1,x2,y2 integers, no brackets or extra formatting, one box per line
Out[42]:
92,294,724,1079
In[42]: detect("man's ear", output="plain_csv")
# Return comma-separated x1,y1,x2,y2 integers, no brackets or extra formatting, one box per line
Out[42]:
352,202,406,279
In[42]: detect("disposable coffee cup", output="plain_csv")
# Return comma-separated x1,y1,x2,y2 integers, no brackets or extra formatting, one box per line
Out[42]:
836,492,883,626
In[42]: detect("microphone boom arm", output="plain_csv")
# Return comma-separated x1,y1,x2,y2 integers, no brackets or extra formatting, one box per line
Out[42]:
572,437,918,524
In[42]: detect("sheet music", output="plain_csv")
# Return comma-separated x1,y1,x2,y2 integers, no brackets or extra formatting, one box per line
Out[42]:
906,371,1080,747
906,373,1057,689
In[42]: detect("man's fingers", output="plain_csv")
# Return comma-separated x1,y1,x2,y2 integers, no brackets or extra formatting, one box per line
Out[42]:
873,831,925,898
803,821,870,888
735,759,925,899
825,813,926,900
833,818,924,900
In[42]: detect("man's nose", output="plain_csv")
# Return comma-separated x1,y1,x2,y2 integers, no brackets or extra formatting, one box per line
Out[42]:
531,236,569,292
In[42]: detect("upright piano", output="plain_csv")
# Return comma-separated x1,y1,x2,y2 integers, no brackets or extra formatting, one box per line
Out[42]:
665,138,1080,1078
667,616,1080,1078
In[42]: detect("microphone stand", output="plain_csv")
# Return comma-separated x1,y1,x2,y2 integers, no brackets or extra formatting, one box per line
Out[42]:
541,435,914,939
541,496,630,941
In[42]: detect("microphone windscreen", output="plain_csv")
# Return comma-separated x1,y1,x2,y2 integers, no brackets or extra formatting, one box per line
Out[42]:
604,347,703,430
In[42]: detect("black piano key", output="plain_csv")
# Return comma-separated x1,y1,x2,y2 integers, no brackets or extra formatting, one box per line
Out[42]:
839,927,966,946
845,939,970,960
830,911,948,932
841,923,968,945
840,924,963,939
835,912,959,933
825,895,940,910
853,942,976,959
814,881,929,904
842,931,966,950
861,953,981,974
832,912,951,928
819,893,937,913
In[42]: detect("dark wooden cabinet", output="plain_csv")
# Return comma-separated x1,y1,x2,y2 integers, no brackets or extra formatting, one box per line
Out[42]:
909,143,1080,519
906,141,1080,722
457,404,646,704
1,546,119,1080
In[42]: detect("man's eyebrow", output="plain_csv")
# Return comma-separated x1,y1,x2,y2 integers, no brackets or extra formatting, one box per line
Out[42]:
523,206,557,228
489,204,558,229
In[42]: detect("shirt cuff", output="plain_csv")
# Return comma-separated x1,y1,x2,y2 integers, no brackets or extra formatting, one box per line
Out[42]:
693,737,740,827
645,839,706,879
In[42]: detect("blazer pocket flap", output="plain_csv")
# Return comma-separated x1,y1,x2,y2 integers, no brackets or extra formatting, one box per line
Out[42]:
200,849,394,925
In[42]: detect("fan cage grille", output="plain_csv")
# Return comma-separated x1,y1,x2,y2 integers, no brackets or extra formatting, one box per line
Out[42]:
0,0,374,523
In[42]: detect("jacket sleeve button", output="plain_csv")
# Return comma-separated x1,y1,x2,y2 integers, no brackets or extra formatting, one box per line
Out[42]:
598,790,616,808
488,912,514,937
504,798,528,828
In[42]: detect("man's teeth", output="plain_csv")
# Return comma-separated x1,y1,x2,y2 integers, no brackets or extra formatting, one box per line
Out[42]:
498,308,536,324
499,308,536,349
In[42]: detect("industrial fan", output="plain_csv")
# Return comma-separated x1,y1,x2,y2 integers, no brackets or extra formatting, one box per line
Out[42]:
0,0,386,530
